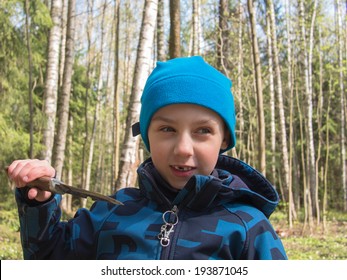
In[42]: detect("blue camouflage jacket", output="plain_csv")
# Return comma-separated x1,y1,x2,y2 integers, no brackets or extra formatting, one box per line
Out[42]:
15,155,287,260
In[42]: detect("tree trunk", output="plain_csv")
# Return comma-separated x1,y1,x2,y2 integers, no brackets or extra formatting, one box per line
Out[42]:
169,0,181,58
191,0,200,56
24,0,34,158
236,2,244,160
299,0,318,221
41,0,62,163
266,10,276,185
157,0,166,61
336,0,347,211
82,0,107,208
266,0,292,225
81,0,94,192
285,0,296,227
113,0,121,187
52,0,76,180
116,0,158,190
247,0,266,174
217,0,229,75
59,0,68,88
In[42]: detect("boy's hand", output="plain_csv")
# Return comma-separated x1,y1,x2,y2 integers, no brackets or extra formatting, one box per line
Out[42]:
7,159,55,202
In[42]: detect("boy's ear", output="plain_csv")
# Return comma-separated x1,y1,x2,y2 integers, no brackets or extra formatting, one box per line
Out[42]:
221,129,230,150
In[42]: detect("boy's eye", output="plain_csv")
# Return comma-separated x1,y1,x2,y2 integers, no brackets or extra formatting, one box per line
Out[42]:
197,128,211,134
160,126,175,132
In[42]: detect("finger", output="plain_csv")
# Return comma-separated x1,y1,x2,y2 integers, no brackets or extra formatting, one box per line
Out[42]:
7,159,35,187
8,159,55,187
27,188,52,201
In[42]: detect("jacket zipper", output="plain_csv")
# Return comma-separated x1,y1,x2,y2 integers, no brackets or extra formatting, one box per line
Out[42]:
158,205,179,259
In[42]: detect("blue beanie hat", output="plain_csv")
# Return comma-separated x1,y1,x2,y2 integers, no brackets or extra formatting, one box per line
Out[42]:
133,56,236,153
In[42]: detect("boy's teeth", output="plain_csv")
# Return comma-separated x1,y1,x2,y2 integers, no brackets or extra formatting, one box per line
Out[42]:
174,166,192,171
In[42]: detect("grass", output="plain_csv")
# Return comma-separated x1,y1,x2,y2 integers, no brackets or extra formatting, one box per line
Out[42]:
270,210,347,260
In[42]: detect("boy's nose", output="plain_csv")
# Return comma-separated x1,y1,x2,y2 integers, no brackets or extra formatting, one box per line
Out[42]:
173,133,194,157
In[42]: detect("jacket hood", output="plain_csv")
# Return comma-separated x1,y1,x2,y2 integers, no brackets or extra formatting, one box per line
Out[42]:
137,155,279,218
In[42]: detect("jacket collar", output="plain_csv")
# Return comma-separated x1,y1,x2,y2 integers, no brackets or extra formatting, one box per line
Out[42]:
137,155,279,217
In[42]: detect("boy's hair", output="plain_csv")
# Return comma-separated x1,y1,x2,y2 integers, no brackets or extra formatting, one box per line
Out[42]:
133,56,236,153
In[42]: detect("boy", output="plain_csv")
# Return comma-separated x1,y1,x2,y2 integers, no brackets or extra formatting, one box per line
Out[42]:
7,56,287,259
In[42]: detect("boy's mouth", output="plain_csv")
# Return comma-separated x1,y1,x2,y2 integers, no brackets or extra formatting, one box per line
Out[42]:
171,165,194,172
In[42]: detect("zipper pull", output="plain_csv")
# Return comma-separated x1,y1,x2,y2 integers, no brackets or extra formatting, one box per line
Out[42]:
158,205,179,247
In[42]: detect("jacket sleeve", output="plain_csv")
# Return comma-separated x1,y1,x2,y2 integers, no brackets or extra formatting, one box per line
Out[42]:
15,189,104,259
231,205,288,260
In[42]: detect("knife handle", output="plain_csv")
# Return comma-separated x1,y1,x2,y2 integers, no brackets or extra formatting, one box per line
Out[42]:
4,167,54,193
26,176,55,193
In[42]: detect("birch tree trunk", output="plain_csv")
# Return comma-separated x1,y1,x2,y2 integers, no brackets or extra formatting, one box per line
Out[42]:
41,0,62,163
299,0,318,222
82,0,107,207
113,0,121,186
323,77,332,230
218,0,229,75
24,0,34,158
157,0,166,61
266,10,276,186
236,2,244,160
266,0,292,224
52,0,76,180
81,0,94,191
116,0,158,190
191,0,200,56
169,0,181,58
285,0,296,226
58,0,67,88
247,0,266,174
336,0,347,211
316,26,324,226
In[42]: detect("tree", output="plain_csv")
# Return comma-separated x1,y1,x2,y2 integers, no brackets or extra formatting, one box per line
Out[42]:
157,0,166,61
266,0,292,225
247,0,266,174
217,0,229,75
83,0,108,208
52,0,76,180
191,0,201,56
169,0,181,58
336,0,347,211
113,0,121,187
41,0,62,163
116,0,158,190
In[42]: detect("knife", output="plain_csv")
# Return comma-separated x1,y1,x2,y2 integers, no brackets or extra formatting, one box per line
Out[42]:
5,167,123,205
27,177,123,205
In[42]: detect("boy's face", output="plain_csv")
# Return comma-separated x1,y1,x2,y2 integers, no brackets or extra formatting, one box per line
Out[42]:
148,104,228,190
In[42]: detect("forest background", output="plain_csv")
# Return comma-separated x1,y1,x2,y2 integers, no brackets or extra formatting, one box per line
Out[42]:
0,0,346,260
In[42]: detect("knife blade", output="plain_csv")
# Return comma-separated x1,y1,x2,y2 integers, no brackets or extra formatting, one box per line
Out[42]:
22,176,123,205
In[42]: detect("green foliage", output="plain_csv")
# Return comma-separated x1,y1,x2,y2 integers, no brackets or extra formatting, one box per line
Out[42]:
0,195,23,260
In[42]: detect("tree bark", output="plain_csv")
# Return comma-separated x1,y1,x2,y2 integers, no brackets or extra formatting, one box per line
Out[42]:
113,0,121,187
169,0,181,58
157,0,166,61
266,0,291,224
191,0,200,56
52,0,76,180
116,0,158,190
247,0,266,174
41,0,62,163
217,0,229,75
336,0,347,211
24,0,34,158
82,0,108,208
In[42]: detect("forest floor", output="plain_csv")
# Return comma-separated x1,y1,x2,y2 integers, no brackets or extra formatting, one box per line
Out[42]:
1,206,346,260
270,210,347,260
